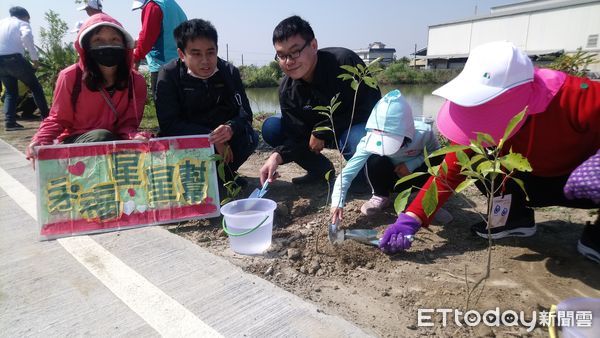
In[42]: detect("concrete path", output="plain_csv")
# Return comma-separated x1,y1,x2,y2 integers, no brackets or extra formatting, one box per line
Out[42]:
0,139,369,337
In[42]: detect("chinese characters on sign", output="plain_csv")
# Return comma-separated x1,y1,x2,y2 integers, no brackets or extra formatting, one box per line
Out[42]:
35,136,220,240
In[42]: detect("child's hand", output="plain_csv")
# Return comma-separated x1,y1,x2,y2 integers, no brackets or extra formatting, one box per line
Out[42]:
330,207,343,224
394,163,410,177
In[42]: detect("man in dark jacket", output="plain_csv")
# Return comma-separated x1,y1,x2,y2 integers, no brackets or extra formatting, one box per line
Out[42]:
259,15,381,186
155,18,258,183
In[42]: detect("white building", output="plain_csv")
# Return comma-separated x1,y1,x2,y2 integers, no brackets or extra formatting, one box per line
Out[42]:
354,42,396,66
426,0,600,72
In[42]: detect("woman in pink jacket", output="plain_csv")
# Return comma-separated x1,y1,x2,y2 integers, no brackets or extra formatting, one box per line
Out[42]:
27,13,147,159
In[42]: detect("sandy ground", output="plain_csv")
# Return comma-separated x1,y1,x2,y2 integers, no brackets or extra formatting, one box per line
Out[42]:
3,116,599,338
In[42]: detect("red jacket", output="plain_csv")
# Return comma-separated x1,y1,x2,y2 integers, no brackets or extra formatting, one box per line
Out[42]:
407,74,600,225
33,14,147,144
133,1,162,63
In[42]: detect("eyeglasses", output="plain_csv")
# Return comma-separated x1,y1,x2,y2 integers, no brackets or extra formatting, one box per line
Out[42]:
274,40,311,62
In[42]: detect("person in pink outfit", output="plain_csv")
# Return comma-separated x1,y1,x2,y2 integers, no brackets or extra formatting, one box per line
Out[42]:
27,13,148,162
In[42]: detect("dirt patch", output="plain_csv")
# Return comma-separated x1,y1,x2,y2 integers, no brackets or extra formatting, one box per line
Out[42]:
3,118,599,337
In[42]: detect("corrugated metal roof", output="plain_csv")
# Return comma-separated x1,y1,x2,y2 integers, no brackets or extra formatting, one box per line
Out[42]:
429,0,600,28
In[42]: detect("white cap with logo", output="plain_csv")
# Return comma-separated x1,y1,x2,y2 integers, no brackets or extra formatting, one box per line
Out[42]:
432,41,534,107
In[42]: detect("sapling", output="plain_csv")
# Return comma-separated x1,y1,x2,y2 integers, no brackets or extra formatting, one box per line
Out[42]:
393,109,532,308
311,58,382,250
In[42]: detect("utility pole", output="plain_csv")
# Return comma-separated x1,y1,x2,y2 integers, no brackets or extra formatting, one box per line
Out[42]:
226,44,229,62
241,54,244,66
414,43,417,68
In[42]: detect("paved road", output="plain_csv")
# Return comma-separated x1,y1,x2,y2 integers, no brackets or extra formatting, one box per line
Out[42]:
0,139,369,337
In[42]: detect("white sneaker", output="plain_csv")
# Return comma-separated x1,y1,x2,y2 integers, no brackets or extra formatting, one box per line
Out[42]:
360,195,391,216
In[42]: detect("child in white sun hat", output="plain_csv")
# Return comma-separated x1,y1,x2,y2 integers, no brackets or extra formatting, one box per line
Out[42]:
379,41,600,264
330,89,451,226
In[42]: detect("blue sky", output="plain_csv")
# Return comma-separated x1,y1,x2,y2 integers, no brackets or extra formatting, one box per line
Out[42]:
1,0,521,66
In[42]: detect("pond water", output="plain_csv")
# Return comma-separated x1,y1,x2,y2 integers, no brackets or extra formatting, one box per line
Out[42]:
245,84,446,120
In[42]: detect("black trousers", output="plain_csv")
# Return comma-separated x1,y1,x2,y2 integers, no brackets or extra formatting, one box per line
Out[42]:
475,172,599,220
366,154,444,196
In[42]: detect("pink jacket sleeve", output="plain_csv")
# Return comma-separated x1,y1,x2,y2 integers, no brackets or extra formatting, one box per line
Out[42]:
116,72,148,140
32,70,74,144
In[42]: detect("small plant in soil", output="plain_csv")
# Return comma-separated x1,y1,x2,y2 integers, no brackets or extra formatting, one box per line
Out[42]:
393,109,532,308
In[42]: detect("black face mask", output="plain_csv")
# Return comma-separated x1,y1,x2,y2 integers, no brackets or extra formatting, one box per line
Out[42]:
89,46,125,67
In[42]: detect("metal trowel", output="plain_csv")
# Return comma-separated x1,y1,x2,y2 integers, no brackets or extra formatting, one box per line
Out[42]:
328,221,414,247
328,221,381,247
248,179,270,199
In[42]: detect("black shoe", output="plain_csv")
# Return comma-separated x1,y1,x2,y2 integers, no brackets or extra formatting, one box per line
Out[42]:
578,223,600,264
5,122,24,131
471,208,536,239
19,113,39,121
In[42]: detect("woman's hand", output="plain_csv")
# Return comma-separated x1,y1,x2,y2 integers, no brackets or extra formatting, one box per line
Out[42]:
26,142,41,170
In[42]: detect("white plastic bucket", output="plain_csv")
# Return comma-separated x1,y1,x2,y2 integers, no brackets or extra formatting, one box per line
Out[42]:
221,198,276,255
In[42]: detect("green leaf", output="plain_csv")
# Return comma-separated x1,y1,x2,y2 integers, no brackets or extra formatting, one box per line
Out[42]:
221,197,231,205
455,150,470,167
313,126,333,133
476,160,493,173
394,172,426,188
455,179,477,193
364,77,378,90
499,152,532,172
340,65,359,76
428,164,440,177
331,101,341,114
209,154,223,162
467,154,486,168
233,186,241,197
317,111,332,118
469,142,485,155
423,146,431,168
325,169,334,181
461,170,483,180
337,73,354,81
394,188,413,214
313,105,329,112
475,132,496,147
500,108,527,149
217,162,226,181
356,63,365,73
429,145,470,158
368,57,383,68
330,93,340,106
440,161,448,175
350,80,359,91
422,180,438,217
510,177,530,201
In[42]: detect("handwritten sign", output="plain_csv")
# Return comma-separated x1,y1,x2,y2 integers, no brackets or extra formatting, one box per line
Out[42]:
35,135,220,240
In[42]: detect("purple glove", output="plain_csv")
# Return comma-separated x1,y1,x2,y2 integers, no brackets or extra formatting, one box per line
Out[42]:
379,213,420,254
564,150,600,204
